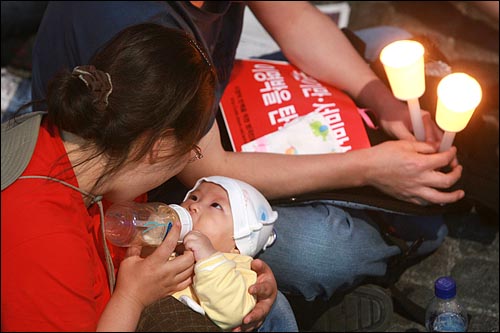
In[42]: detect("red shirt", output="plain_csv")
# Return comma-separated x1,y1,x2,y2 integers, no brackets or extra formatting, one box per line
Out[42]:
1,119,128,331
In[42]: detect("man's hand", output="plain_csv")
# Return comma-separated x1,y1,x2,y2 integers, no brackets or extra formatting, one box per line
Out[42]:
366,140,464,205
380,106,444,146
232,259,277,332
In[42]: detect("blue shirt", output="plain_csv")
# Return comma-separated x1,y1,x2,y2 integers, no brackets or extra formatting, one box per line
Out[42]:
32,1,245,110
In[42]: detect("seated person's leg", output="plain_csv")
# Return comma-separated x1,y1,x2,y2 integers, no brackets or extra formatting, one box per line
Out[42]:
257,202,447,301
353,26,412,62
375,211,448,256
1,70,32,123
257,203,401,301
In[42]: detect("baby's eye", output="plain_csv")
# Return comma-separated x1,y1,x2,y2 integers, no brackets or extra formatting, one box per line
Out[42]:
188,194,198,202
211,202,223,210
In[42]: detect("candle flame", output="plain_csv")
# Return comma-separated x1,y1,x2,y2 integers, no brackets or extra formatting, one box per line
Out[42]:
380,40,425,68
380,40,426,100
437,73,482,112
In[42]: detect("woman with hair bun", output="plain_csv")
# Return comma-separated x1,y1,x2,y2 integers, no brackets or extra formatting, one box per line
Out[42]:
1,23,294,332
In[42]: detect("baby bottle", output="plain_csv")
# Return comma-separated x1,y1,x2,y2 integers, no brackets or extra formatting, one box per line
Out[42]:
104,201,192,247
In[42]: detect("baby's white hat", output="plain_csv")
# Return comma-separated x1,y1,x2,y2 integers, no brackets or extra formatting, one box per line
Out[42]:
184,176,278,257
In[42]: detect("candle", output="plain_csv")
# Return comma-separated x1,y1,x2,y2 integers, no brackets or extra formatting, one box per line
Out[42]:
380,40,426,141
436,72,482,152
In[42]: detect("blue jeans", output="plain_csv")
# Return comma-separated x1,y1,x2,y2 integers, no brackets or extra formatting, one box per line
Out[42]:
1,69,32,122
354,26,413,62
259,291,299,332
257,202,447,301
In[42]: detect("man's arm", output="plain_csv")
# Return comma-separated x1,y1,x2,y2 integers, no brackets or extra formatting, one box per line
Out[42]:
248,1,376,103
246,1,441,142
178,121,463,205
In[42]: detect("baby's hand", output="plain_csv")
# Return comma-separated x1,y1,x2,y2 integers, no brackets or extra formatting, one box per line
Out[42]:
183,230,217,262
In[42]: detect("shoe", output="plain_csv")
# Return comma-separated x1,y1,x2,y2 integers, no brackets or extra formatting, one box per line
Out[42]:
309,284,393,332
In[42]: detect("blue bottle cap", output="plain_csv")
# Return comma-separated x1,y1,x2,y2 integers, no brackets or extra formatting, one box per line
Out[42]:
435,276,457,299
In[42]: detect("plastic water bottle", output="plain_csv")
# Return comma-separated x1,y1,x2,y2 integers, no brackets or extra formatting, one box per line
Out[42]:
425,276,468,332
104,201,192,247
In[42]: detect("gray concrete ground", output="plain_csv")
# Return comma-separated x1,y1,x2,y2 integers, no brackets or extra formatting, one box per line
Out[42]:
310,1,499,332
388,212,499,332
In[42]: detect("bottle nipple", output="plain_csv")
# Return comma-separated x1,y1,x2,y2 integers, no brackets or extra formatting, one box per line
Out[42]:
169,204,193,242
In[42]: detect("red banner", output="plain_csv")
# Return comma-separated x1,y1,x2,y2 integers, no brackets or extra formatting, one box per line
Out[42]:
220,59,370,152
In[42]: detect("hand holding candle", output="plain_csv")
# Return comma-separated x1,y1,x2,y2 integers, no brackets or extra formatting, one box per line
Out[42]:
436,72,482,152
380,40,426,141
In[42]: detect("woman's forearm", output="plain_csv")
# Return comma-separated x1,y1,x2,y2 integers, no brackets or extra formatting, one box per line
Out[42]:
97,291,144,332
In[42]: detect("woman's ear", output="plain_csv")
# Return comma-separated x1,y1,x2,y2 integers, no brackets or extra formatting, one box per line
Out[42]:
147,131,175,164
148,137,164,164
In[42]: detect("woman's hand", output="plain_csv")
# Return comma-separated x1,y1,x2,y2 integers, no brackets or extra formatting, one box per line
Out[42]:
118,222,195,306
98,221,195,331
232,259,277,332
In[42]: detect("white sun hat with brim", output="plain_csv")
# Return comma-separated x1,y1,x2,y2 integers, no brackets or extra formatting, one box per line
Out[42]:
2,111,47,191
184,176,278,257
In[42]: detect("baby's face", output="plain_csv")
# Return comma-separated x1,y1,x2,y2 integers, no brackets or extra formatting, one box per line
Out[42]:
181,182,236,253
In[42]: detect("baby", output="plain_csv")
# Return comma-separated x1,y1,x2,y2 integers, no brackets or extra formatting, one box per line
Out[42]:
173,176,278,330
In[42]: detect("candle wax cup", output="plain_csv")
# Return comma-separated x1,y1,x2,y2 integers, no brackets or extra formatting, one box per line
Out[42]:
435,73,482,132
380,40,425,100
436,101,476,132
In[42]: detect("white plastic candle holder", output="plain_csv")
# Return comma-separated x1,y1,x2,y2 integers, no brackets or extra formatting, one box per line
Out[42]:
380,40,426,141
436,73,482,152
